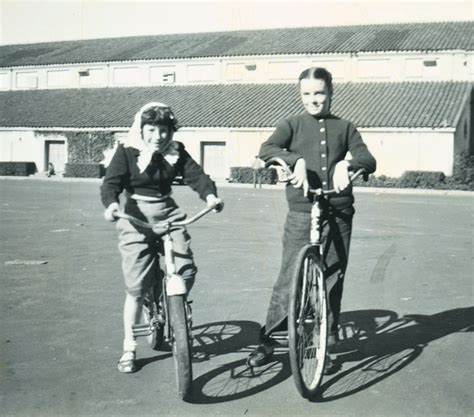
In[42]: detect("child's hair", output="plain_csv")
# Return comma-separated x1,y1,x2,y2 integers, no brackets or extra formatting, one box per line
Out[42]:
298,67,333,95
141,106,178,131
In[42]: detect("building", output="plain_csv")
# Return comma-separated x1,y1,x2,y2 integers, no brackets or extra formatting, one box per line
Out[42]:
0,21,472,178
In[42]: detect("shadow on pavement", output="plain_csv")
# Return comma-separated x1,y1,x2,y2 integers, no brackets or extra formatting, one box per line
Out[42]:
135,352,172,371
192,320,261,362
188,307,473,403
313,306,474,402
189,320,291,403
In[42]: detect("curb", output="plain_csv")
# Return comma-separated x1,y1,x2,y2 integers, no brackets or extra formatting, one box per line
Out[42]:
1,175,472,197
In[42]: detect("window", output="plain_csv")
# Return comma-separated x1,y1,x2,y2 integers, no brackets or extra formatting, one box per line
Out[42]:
79,68,106,86
268,61,300,80
0,72,10,90
405,57,440,79
16,72,38,89
225,63,244,81
47,70,71,87
113,66,141,85
311,60,347,81
150,66,176,84
356,59,390,79
187,64,217,82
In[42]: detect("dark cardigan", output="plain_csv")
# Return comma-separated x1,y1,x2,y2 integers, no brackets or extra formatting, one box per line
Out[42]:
101,142,217,208
259,112,376,212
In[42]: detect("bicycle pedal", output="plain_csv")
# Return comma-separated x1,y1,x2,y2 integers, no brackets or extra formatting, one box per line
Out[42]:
132,323,152,337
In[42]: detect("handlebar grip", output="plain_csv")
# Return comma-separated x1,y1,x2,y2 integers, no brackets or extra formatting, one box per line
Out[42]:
264,157,293,176
349,168,368,183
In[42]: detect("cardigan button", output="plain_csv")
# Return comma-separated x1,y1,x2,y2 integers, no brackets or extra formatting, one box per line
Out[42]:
321,140,326,145
322,167,327,171
320,128,325,132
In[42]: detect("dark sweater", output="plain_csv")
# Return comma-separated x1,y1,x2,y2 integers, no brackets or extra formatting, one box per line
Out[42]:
259,112,376,212
100,142,217,208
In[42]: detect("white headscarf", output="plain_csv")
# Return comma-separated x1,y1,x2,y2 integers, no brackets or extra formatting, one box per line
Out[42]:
119,102,180,173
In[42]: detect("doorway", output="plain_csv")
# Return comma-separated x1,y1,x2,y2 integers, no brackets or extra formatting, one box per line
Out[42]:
200,142,227,180
45,141,66,173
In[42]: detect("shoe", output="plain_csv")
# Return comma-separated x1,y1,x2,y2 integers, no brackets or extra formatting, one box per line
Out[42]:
247,344,274,367
323,354,339,375
117,351,137,373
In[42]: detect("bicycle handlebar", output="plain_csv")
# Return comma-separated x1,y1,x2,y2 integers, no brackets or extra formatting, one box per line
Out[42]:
264,156,367,195
112,201,219,231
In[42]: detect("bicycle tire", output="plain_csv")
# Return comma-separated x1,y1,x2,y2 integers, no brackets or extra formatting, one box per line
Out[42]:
168,295,193,401
288,244,328,398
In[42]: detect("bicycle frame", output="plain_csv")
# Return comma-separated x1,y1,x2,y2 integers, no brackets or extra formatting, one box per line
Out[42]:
113,203,219,342
263,157,367,397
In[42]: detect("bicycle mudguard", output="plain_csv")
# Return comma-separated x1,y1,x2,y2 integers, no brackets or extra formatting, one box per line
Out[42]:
166,273,187,296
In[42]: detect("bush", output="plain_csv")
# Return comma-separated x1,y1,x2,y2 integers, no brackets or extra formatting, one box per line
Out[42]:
398,171,446,189
0,161,37,176
452,152,474,188
353,174,399,188
228,167,278,184
64,163,105,178
65,131,116,163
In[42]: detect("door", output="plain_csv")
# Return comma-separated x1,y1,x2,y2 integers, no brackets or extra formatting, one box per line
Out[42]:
45,141,66,173
201,142,227,180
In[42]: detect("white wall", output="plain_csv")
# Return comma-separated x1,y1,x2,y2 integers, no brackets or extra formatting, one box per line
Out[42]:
0,130,69,173
0,127,456,178
361,129,455,176
2,50,473,91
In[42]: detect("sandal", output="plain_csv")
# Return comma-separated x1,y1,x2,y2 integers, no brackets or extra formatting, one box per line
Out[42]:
117,350,136,373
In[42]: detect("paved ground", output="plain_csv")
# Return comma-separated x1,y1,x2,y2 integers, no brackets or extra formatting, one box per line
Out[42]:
1,178,473,417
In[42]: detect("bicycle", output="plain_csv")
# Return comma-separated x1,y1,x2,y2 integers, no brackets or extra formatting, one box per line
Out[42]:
263,157,366,399
113,200,220,401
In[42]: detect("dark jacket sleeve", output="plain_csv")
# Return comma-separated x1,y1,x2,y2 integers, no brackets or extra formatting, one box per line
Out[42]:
100,144,129,208
259,119,302,168
346,122,377,174
179,143,217,201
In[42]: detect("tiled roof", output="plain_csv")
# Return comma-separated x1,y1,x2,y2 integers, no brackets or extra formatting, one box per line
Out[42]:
0,21,472,67
0,81,470,130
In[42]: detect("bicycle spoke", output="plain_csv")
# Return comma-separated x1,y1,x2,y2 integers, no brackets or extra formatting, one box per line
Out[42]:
292,252,327,391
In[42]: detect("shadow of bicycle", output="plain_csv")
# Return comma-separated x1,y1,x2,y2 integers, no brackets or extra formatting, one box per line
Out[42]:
188,320,291,403
313,306,474,402
186,307,473,403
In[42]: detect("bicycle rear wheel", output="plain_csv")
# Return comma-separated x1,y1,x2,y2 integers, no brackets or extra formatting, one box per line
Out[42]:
168,295,193,401
288,244,328,398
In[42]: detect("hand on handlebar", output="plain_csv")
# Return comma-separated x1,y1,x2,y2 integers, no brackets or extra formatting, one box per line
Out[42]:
333,160,351,193
206,194,224,213
104,202,120,222
288,158,309,197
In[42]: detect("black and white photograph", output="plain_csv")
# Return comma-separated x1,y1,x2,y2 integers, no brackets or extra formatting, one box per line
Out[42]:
1,0,473,416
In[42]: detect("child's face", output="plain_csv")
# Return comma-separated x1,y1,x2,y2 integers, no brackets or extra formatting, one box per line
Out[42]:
142,123,172,152
299,78,331,117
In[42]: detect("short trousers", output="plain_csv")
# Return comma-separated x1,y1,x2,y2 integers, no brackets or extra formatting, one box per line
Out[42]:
116,197,196,297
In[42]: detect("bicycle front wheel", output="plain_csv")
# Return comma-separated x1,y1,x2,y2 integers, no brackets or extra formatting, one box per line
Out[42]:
288,244,328,398
168,295,193,401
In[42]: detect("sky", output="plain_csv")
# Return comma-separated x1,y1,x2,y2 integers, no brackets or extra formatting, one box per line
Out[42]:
0,0,472,45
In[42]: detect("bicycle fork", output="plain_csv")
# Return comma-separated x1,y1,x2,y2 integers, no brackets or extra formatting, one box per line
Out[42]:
162,234,193,342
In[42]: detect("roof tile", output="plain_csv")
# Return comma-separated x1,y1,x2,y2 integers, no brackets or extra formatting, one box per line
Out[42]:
0,81,470,130
1,22,472,67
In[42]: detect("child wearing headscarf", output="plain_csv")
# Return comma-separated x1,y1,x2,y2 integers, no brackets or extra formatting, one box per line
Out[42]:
101,102,223,373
